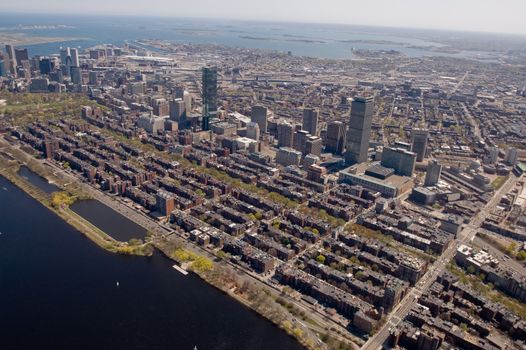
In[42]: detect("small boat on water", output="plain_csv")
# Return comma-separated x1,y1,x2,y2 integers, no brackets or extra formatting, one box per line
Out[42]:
116,281,120,287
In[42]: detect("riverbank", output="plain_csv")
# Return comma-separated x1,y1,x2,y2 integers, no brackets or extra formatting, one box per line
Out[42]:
0,145,152,257
0,137,357,350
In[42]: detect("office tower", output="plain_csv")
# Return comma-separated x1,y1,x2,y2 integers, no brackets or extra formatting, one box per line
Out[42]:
70,66,82,84
488,147,499,164
183,91,192,113
174,86,185,98
302,107,319,136
60,47,71,76
39,58,54,75
294,130,310,153
30,78,50,92
251,105,268,133
5,45,16,62
246,122,260,141
88,71,98,85
15,48,29,63
49,70,64,83
0,56,5,77
411,129,429,162
5,45,16,63
505,148,518,166
305,136,323,156
70,48,79,67
381,147,417,177
170,98,186,122
5,45,17,75
152,98,169,117
394,141,411,151
276,147,302,167
201,66,218,130
277,121,294,148
325,121,345,154
424,160,442,186
344,96,374,165
88,70,99,85
60,47,71,64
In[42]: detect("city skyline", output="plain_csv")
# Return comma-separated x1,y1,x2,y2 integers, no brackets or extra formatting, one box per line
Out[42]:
3,0,526,35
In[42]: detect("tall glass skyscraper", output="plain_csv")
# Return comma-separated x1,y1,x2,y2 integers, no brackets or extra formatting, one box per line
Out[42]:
344,96,374,165
201,66,218,131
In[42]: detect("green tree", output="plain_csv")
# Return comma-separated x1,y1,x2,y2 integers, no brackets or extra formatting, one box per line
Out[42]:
316,254,326,264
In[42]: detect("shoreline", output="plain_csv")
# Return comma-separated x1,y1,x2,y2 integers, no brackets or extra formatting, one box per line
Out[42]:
0,138,357,350
0,32,88,46
0,146,152,257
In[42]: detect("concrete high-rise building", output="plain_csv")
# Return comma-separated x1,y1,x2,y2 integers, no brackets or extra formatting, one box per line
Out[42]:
294,130,310,154
505,148,518,166
60,47,70,65
0,58,5,77
246,122,260,141
277,121,294,148
305,136,323,157
5,45,16,62
488,147,499,164
60,47,71,76
88,71,98,85
424,160,442,186
5,45,17,75
201,66,218,130
411,129,429,162
302,107,319,136
170,98,186,122
70,48,79,67
344,96,374,165
325,121,345,154
183,91,192,113
276,147,302,167
70,66,82,84
381,147,417,177
156,190,175,217
152,98,169,117
174,86,185,98
175,86,192,111
251,105,268,134
14,48,28,63
39,58,55,75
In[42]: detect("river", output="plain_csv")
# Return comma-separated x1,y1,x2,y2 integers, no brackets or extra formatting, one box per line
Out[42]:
0,175,303,350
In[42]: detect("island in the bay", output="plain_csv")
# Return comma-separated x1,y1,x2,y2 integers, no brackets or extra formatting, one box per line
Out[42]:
1,26,526,350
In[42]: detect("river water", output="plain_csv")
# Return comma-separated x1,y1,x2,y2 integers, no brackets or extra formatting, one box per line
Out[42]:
0,175,303,350
71,199,147,241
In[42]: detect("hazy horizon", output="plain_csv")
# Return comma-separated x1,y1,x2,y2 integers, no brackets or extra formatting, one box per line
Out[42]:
3,0,526,36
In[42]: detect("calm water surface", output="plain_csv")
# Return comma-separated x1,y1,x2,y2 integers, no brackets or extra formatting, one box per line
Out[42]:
71,199,146,241
0,13,498,60
0,176,303,350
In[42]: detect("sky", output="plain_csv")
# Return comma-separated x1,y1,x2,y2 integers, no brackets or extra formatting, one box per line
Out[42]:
4,0,526,35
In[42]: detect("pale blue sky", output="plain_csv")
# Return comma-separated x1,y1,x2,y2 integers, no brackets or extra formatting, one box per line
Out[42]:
4,0,526,34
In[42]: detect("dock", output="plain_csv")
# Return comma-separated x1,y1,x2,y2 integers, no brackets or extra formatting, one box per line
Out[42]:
172,264,188,275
